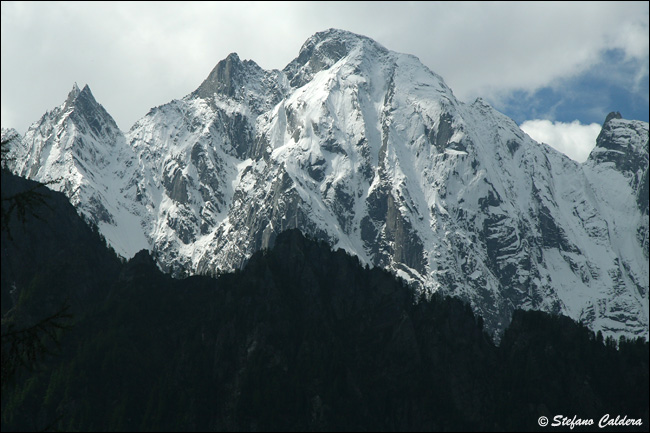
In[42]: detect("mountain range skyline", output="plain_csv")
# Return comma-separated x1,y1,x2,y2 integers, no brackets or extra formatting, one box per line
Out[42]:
2,15,648,432
2,2,648,162
4,28,648,343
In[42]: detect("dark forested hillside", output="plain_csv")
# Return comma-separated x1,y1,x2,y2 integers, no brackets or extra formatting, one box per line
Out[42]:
1,171,648,431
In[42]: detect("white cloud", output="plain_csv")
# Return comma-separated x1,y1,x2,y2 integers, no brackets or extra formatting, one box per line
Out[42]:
520,120,602,163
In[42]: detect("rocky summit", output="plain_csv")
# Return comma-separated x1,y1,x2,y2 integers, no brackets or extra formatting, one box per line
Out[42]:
4,29,648,339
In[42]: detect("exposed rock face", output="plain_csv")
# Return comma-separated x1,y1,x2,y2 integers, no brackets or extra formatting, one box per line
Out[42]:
5,29,648,340
590,112,649,216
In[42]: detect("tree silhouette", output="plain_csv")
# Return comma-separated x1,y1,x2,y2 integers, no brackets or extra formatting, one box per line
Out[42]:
1,134,72,391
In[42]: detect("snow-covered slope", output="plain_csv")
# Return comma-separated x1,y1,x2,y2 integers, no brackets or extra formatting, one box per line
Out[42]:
5,29,648,340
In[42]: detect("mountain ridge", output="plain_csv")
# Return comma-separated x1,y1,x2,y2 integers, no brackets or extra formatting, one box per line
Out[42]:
3,29,648,340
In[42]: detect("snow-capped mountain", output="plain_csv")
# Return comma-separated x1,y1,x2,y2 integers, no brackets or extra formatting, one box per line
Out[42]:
4,29,648,339
5,84,149,254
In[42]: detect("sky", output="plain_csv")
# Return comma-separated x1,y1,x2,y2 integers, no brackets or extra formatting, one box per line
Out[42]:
1,1,648,163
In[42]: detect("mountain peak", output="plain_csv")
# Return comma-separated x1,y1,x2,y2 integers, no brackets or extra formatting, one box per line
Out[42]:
65,82,82,106
225,52,240,62
594,112,648,152
284,28,388,88
193,51,267,100
604,111,623,125
589,112,649,176
55,82,122,140
304,28,381,47
64,82,98,110
80,83,93,95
